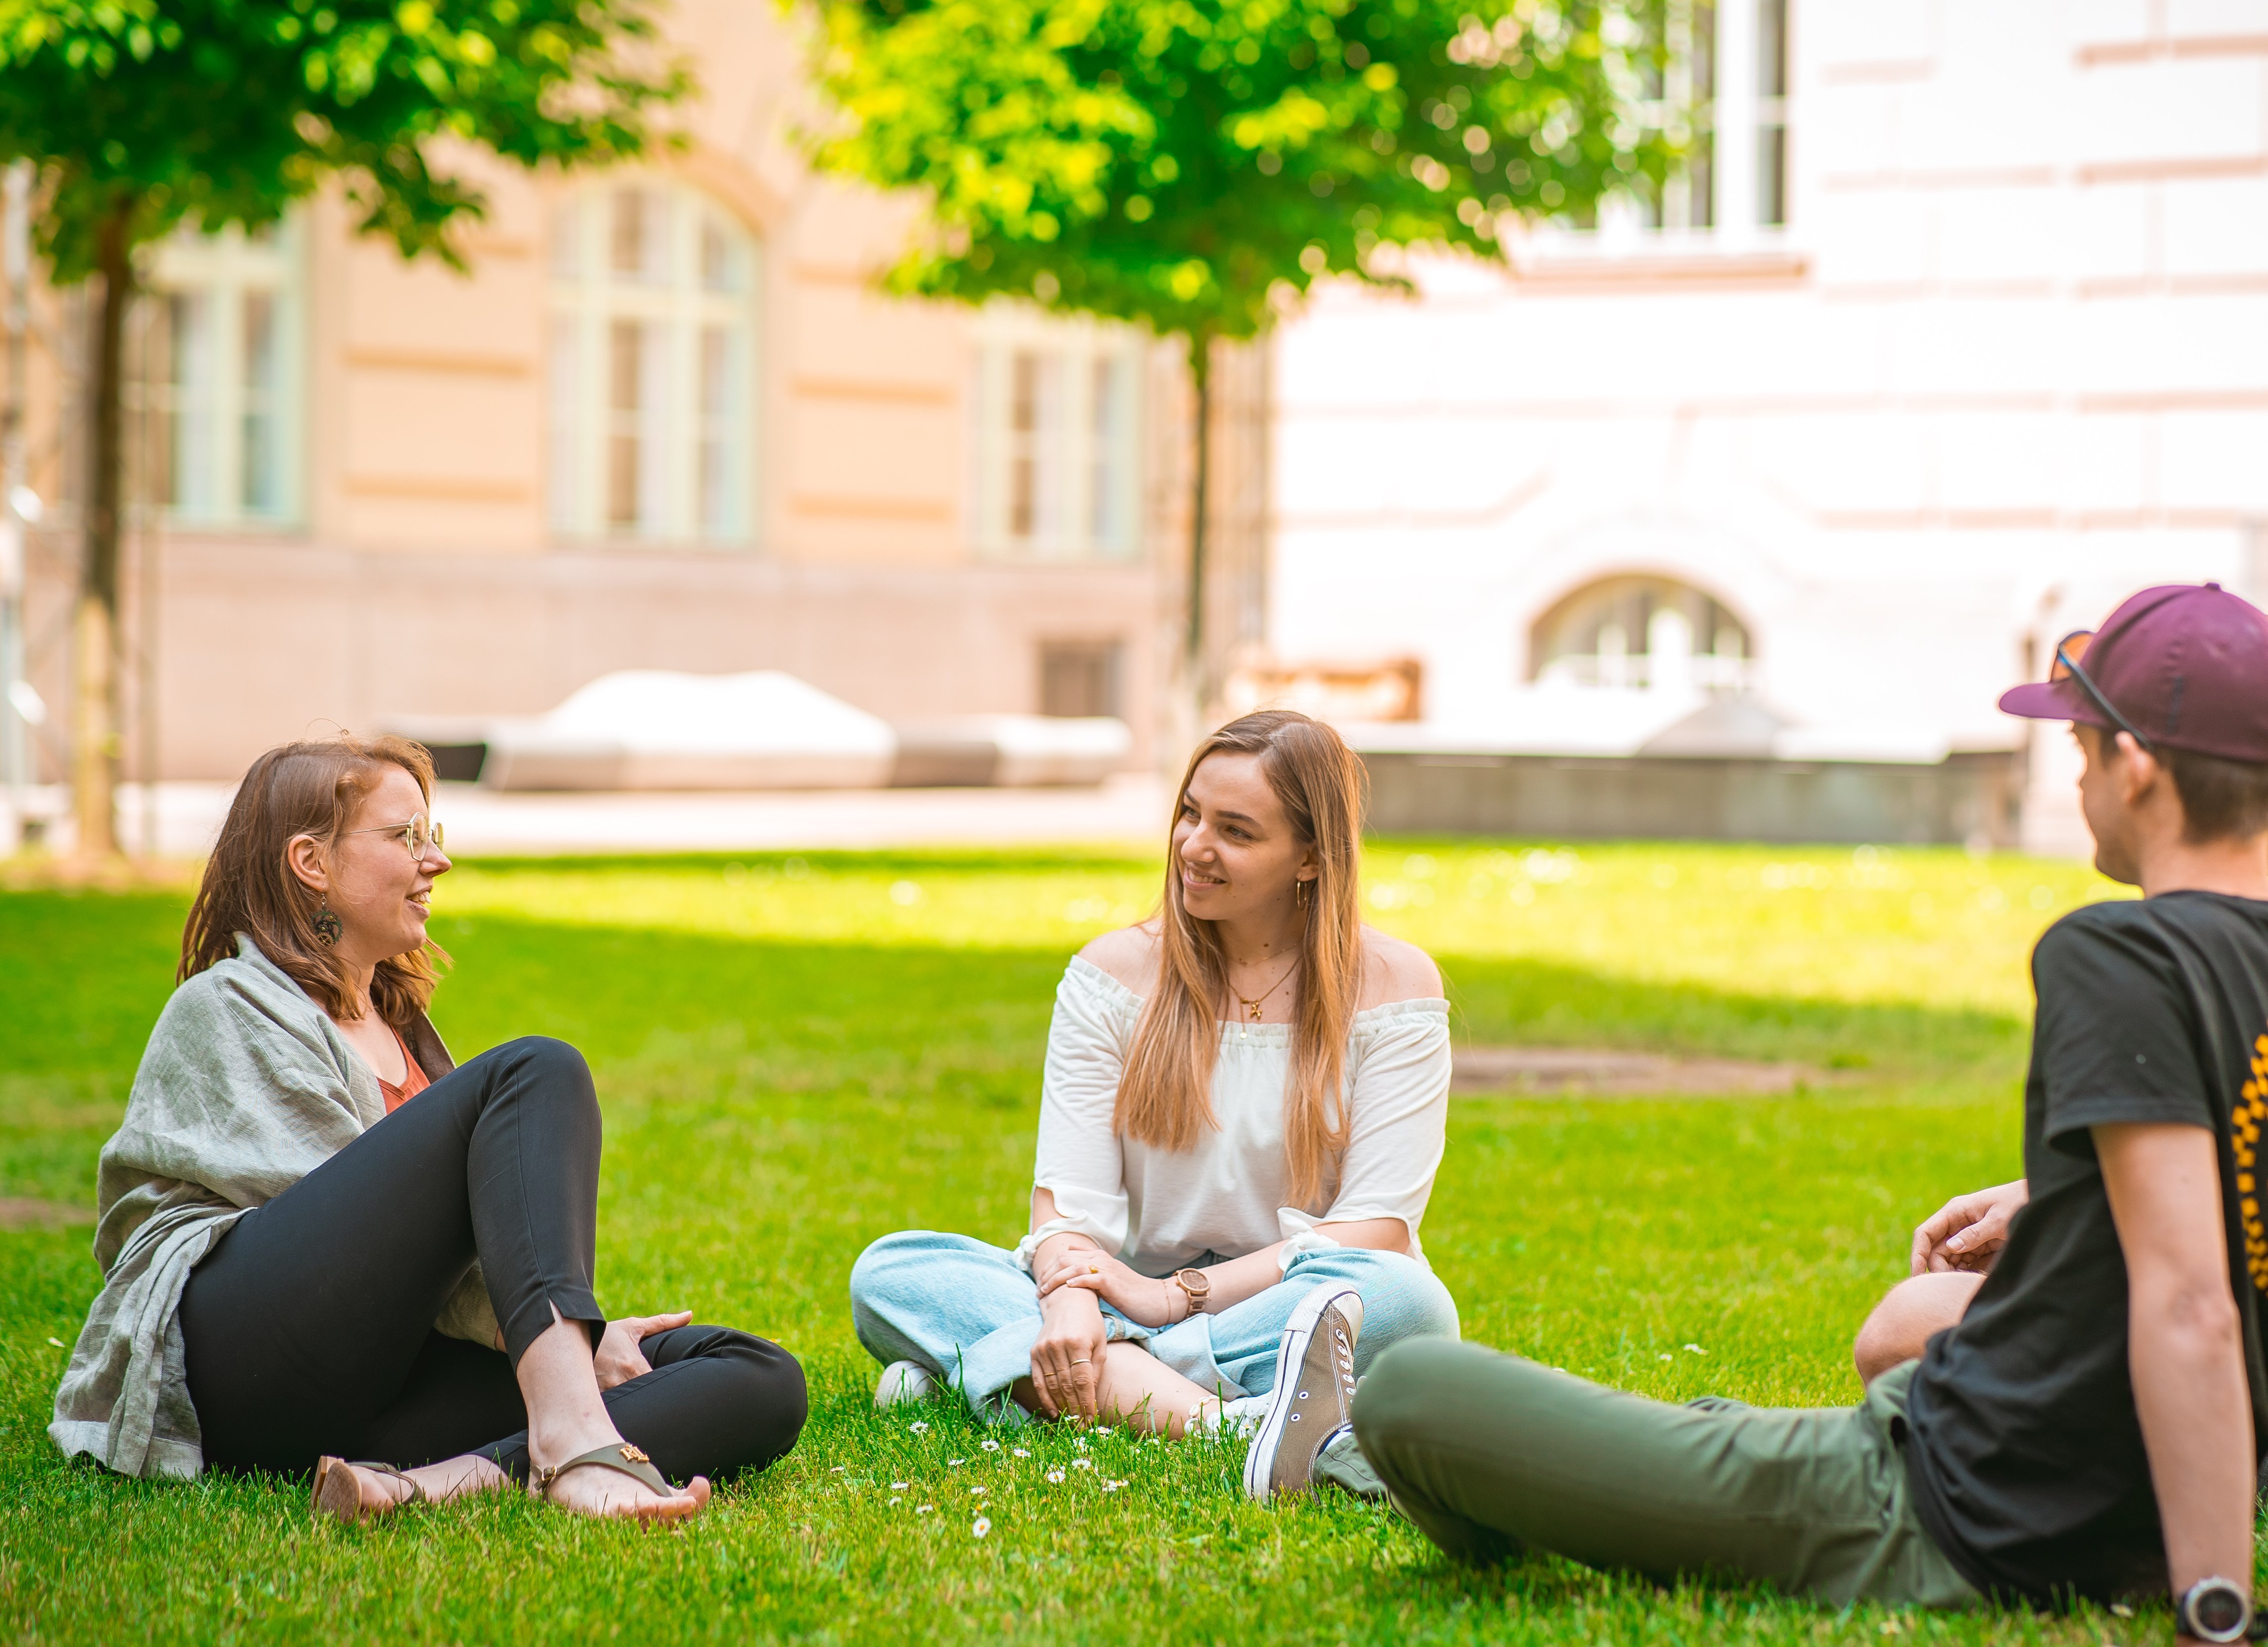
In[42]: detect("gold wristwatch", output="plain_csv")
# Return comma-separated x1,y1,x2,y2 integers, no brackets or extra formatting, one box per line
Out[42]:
1171,1267,1211,1319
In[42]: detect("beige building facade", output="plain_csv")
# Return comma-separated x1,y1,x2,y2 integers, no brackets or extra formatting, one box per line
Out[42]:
8,0,1205,788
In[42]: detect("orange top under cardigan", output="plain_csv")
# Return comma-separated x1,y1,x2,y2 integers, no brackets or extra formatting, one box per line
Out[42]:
377,1024,431,1113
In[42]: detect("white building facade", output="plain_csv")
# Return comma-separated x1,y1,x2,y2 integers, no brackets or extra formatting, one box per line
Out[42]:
1272,0,2268,850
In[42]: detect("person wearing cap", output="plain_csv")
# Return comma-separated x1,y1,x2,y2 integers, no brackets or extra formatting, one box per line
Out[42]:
1345,583,2268,1634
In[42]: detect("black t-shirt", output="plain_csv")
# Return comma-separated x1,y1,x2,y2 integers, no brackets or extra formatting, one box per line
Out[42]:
1904,892,2268,1603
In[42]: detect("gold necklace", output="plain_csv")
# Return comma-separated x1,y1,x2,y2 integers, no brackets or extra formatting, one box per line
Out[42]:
1232,958,1299,1022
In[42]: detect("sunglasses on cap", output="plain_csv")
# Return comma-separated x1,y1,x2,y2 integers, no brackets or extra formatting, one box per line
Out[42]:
2048,631,2155,753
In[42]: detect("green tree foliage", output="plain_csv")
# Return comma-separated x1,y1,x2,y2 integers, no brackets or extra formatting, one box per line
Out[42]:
0,0,685,273
805,0,1670,688
0,0,686,853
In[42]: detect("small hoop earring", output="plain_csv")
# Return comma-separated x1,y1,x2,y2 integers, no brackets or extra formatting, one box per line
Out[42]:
312,897,344,948
1295,878,1313,907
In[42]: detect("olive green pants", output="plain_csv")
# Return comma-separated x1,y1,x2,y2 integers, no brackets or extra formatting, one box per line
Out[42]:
1351,1339,1981,1609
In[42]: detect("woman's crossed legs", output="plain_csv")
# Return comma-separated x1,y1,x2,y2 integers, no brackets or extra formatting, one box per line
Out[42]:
181,1036,806,1520
848,1229,1458,1428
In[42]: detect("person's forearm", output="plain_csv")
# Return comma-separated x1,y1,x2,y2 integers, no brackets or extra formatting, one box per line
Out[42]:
2129,1278,2254,1596
2097,1123,2256,1605
1030,1187,1104,1270
1188,1218,1412,1315
1033,1229,1103,1274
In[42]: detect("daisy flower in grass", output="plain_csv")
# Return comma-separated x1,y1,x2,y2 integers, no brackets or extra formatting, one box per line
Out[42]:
917,1504,934,1514
1012,1448,1031,1458
948,1457,966,1467
1045,1469,1066,1484
890,1482,908,1491
1101,1480,1127,1493
1071,1458,1093,1471
981,1439,1001,1452
973,1517,991,1538
909,1421,930,1433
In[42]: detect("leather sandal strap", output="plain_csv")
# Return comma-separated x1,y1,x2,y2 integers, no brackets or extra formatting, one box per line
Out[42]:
531,1442,672,1501
345,1460,427,1505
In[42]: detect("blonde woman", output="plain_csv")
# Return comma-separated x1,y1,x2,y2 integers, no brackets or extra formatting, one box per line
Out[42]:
850,711,1458,1500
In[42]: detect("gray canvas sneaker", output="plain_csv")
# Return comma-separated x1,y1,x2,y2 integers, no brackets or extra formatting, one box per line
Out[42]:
1240,1281,1363,1501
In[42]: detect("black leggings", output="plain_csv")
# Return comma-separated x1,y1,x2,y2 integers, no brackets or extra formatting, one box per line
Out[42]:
180,1036,806,1485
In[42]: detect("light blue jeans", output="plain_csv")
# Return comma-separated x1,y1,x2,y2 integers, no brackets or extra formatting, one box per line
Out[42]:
849,1230,1461,1420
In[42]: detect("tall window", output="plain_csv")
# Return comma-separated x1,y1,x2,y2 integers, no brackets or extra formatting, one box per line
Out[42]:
1530,576,1754,694
1755,0,1789,227
136,220,302,526
1637,1,1715,232
969,308,1143,560
548,183,757,543
1618,0,1788,239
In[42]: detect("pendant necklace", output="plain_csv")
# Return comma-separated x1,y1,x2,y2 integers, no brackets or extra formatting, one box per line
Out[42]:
1232,957,1300,1025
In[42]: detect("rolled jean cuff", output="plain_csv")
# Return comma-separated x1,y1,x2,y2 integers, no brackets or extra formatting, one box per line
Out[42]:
1143,1310,1248,1401
499,1286,606,1366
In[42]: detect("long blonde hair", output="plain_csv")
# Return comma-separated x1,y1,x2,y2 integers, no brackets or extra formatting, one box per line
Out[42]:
181,734,447,1025
1116,711,1368,1206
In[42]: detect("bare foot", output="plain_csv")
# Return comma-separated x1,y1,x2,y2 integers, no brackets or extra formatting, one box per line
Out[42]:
313,1454,504,1524
537,1461,711,1524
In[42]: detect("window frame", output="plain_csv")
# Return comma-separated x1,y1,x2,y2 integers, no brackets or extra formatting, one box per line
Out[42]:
547,179,761,547
1529,575,1757,696
137,217,307,530
1525,0,1793,258
966,303,1146,563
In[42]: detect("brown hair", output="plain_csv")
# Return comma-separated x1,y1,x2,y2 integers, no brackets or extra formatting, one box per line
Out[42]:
1116,711,1368,1207
2169,746,2268,844
180,734,447,1024
2089,724,2268,844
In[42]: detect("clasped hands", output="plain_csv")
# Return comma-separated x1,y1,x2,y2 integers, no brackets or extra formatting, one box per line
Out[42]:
1909,1179,2029,1275
1023,1245,1197,1422
1032,1244,1189,1328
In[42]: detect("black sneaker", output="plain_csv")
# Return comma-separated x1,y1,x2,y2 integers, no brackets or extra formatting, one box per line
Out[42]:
1241,1282,1363,1501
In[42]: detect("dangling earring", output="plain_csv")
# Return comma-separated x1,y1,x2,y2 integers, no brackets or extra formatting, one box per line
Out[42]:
1295,878,1313,908
312,895,344,948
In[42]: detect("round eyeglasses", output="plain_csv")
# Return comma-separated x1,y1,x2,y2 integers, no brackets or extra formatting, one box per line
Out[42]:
346,812,445,861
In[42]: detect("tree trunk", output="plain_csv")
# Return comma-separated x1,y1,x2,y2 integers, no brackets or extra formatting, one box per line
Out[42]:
73,197,132,860
1180,331,1214,746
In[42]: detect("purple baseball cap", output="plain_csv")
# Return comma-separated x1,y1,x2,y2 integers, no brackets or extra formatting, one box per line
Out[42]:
2000,582,2268,762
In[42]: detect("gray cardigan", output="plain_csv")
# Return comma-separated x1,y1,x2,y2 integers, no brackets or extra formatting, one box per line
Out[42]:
49,935,493,1478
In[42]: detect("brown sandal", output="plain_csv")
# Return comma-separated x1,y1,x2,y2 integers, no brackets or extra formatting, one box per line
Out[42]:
311,1456,426,1525
529,1441,675,1506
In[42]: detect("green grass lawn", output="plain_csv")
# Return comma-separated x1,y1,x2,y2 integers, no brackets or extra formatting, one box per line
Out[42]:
0,839,2177,1645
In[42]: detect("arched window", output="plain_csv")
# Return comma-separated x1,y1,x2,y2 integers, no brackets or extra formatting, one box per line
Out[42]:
1529,575,1754,694
547,181,757,543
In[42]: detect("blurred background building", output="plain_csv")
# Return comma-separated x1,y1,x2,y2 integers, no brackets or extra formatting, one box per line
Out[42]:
0,0,1236,811
1270,0,2268,851
3,0,2264,853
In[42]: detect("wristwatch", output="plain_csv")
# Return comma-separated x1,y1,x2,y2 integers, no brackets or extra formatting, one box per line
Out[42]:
1171,1267,1211,1320
2175,1576,2260,1643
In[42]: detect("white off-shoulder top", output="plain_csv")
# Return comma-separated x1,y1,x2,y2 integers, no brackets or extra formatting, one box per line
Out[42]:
1016,955,1453,1278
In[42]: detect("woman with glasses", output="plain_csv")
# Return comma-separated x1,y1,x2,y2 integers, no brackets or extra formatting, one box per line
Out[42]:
49,736,805,1524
